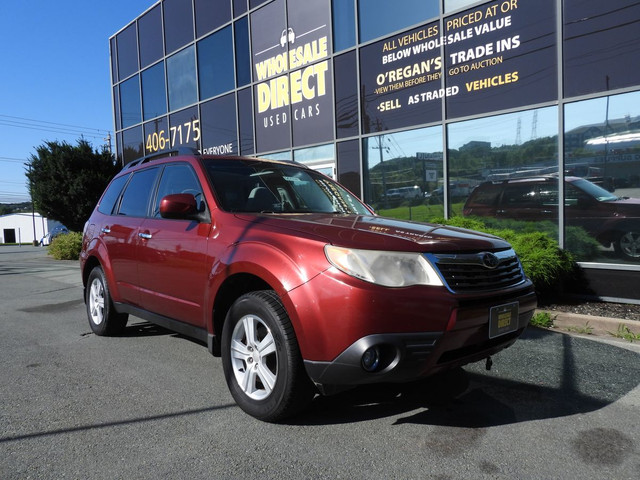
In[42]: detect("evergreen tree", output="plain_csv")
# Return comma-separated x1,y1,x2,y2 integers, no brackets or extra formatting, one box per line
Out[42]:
26,139,120,231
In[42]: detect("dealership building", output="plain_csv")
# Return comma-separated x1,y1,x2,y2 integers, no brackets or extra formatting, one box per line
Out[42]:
110,0,640,301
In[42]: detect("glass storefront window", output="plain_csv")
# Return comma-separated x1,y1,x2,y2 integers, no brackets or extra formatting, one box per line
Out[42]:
261,151,292,161
564,91,640,263
195,0,232,38
445,0,481,13
337,140,362,197
334,51,359,139
141,62,167,120
448,107,558,235
122,126,144,164
444,0,557,119
116,23,138,81
167,46,197,112
234,17,251,87
200,93,238,155
198,26,235,100
238,87,255,155
143,116,169,156
364,126,443,221
234,0,247,17
564,0,640,98
120,75,141,128
164,0,194,54
169,106,201,151
332,0,356,52
294,143,335,178
138,5,163,68
358,0,438,43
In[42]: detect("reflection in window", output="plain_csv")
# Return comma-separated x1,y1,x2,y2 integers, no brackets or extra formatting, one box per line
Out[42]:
564,91,640,263
163,0,194,54
119,168,159,217
334,51,359,139
141,63,167,120
337,140,362,198
167,46,197,111
364,126,443,221
261,151,292,161
234,0,247,17
448,107,558,232
332,0,356,52
200,93,238,155
198,27,235,100
444,0,480,13
120,75,141,128
116,23,138,81
138,5,163,68
122,126,144,165
564,1,640,97
358,0,438,43
294,144,335,178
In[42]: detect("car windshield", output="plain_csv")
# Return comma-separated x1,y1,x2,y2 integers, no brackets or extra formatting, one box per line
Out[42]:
203,158,370,214
572,178,619,202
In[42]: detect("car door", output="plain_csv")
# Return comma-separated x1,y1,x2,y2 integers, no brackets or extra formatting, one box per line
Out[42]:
101,167,159,306
137,162,212,327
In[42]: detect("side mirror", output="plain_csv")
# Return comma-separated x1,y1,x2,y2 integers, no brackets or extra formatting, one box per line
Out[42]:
159,193,198,219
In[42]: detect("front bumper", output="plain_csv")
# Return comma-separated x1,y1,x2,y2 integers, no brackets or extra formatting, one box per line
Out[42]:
302,288,536,390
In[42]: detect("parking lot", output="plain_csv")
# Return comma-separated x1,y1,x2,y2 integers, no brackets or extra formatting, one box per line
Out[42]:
1,246,639,479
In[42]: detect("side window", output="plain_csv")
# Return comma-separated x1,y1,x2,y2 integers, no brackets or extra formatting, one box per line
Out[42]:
538,182,559,206
153,163,204,217
97,174,129,215
502,184,538,206
118,168,159,217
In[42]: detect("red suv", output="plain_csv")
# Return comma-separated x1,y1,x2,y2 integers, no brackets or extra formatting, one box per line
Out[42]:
80,150,536,421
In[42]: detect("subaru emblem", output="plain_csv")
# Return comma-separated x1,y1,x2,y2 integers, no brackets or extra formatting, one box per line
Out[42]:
482,252,500,269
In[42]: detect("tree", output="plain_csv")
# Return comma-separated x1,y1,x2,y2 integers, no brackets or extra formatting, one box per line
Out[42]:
26,139,120,231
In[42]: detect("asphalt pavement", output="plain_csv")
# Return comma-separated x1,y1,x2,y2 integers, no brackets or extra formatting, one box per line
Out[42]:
1,245,640,479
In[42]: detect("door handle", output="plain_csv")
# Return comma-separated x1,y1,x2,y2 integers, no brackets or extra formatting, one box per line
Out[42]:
138,232,152,240
101,227,111,234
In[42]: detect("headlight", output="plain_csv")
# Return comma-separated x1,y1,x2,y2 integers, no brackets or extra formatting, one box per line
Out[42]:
324,245,443,287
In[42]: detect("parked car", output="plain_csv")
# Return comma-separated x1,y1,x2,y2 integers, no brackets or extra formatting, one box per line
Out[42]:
385,186,423,200
80,150,536,421
39,225,69,246
463,176,640,260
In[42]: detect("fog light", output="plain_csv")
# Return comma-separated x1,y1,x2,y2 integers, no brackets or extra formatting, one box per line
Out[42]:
361,346,381,372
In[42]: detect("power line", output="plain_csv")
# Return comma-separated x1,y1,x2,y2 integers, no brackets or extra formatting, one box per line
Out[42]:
0,114,110,135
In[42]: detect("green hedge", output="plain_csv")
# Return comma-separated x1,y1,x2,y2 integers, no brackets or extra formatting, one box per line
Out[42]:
48,232,83,260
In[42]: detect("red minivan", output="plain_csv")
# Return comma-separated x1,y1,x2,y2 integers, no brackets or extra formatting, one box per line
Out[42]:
80,151,536,421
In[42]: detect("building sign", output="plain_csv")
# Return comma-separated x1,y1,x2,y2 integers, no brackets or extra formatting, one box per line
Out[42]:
360,22,443,133
360,0,556,131
444,0,556,117
251,0,333,152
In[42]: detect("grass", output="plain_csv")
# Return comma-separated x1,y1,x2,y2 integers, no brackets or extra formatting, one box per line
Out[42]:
565,322,594,335
608,324,640,342
530,311,555,328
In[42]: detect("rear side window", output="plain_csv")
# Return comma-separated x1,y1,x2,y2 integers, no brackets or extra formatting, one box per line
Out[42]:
467,183,501,206
118,168,159,217
502,184,538,206
97,174,129,215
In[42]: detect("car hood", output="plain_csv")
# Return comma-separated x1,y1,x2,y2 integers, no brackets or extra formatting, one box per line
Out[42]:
235,213,511,252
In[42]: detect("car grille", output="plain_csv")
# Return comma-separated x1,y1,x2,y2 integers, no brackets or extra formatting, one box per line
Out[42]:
428,249,525,293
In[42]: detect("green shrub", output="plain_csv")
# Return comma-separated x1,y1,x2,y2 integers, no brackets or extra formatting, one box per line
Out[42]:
530,312,555,328
48,232,83,260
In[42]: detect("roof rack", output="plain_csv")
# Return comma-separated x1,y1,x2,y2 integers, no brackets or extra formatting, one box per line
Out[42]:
122,147,201,170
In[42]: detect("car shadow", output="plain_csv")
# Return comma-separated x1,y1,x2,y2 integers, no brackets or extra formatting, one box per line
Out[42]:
289,328,640,427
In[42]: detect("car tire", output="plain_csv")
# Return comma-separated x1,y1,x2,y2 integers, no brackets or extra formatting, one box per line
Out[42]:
86,266,128,336
614,231,640,260
221,290,315,422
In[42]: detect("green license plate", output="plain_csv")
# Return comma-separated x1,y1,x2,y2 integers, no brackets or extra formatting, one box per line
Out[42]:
489,302,519,338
